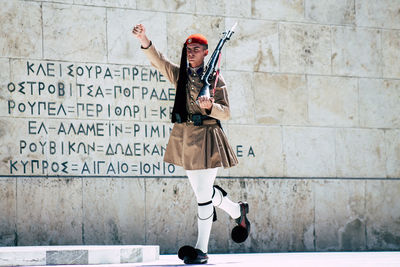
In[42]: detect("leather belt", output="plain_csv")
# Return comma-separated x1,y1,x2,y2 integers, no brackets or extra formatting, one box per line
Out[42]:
187,114,216,126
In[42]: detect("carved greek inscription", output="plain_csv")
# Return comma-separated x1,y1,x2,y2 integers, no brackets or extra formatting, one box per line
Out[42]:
1,60,255,176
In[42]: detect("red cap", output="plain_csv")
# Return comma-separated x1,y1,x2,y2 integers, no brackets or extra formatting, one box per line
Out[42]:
185,34,208,46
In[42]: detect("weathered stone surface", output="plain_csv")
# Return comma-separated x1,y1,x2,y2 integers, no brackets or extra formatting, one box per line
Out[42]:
195,0,225,16
336,129,386,178
280,23,331,74
283,127,336,177
74,121,178,177
140,246,160,262
4,59,77,119
382,30,400,79
332,26,382,77
16,178,83,245
242,178,314,252
120,247,142,263
359,78,400,128
315,180,366,251
0,118,49,176
144,178,197,254
385,130,400,178
0,114,179,177
87,248,118,264
2,58,177,176
227,125,283,177
253,73,307,125
366,181,400,250
305,0,355,25
356,0,400,29
0,58,10,111
308,76,358,127
144,178,314,253
82,178,145,245
196,0,251,17
137,0,194,13
108,9,167,65
223,71,255,124
74,0,136,8
43,3,107,62
0,245,159,266
195,0,252,17
89,245,158,263
6,58,175,121
252,0,305,21
0,249,46,266
166,14,225,63
71,61,174,122
226,18,279,72
0,58,9,84
31,0,73,3
46,250,88,265
0,179,16,246
55,119,172,176
0,0,42,58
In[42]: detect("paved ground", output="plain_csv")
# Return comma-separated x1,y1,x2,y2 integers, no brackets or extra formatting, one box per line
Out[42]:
21,251,400,267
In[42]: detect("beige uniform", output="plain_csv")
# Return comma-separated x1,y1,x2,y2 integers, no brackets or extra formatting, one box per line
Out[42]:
142,43,238,170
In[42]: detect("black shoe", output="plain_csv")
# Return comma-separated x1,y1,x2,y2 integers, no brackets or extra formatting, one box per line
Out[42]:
183,249,208,264
231,201,250,243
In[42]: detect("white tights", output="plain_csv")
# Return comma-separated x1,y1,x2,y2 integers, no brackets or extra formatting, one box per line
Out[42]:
186,168,240,253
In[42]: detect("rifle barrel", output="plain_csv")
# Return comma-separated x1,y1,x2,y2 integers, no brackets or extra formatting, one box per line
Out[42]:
197,22,237,99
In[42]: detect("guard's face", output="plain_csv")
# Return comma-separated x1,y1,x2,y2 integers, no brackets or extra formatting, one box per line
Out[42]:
186,43,208,68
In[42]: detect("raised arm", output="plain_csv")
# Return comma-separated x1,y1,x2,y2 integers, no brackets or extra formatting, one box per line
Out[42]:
132,24,179,85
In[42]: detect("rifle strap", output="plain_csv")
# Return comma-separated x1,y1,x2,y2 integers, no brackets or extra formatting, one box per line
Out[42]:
212,52,222,97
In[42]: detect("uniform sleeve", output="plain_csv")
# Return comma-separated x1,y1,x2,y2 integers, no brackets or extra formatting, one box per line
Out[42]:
207,74,231,121
141,42,180,85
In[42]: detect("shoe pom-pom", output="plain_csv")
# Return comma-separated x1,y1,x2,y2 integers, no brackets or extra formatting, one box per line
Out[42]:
231,226,249,243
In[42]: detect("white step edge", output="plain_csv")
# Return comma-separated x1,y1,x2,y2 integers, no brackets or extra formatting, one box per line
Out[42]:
0,245,159,266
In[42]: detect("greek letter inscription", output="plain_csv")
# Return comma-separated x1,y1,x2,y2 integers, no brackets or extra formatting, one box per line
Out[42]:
1,60,255,176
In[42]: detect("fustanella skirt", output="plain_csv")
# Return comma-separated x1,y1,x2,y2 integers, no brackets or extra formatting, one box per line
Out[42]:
164,121,239,170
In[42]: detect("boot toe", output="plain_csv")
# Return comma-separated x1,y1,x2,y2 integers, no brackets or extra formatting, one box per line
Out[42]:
232,202,250,243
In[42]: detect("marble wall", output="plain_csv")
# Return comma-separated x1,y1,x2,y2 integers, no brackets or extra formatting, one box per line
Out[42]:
0,0,399,253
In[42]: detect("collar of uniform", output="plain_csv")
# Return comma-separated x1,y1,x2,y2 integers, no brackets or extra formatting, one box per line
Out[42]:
188,64,204,76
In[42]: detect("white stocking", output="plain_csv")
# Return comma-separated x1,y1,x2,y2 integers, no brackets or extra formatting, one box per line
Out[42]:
212,186,240,219
186,168,218,253
186,168,241,253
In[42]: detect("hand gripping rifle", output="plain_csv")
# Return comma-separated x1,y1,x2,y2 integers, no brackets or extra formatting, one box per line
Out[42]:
197,22,237,99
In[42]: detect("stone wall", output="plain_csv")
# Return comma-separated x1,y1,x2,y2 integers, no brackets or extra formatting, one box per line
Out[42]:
0,0,399,253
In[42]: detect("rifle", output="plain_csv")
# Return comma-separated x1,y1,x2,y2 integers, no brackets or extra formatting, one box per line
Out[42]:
197,22,237,99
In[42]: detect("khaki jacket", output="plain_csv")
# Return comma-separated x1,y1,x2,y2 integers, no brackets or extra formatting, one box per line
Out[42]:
142,43,238,170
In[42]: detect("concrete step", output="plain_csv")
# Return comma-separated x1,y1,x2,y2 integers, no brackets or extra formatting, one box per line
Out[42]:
0,245,159,266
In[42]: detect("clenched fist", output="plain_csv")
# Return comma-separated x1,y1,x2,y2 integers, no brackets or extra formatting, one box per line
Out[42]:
132,24,151,49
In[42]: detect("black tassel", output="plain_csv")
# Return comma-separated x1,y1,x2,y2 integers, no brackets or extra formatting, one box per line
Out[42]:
171,44,188,123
